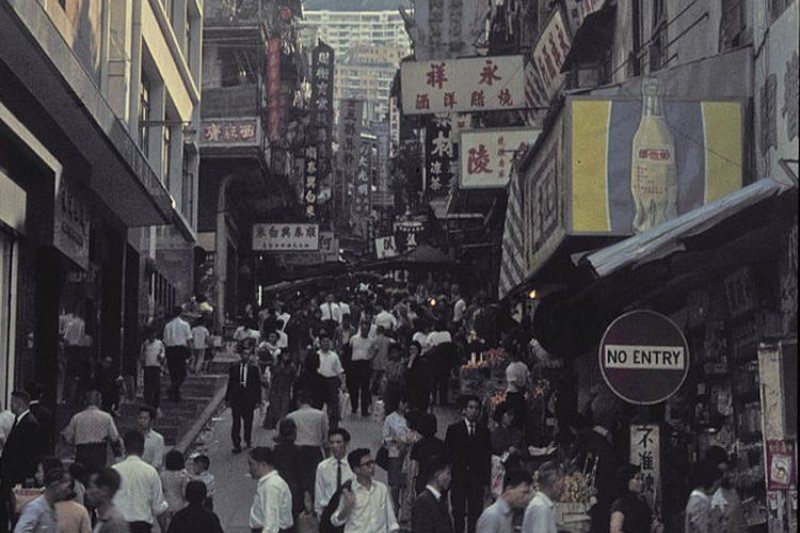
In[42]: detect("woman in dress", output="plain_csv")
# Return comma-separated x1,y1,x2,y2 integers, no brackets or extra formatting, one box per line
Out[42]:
263,350,296,430
405,341,432,412
609,464,662,533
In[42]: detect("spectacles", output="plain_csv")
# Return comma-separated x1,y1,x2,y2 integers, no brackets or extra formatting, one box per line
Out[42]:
359,460,375,467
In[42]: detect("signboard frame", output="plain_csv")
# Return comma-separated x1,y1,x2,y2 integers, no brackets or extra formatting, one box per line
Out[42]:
252,223,320,252
459,127,540,189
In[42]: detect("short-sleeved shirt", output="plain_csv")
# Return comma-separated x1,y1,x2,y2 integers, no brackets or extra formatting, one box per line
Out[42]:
317,350,344,378
142,339,165,367
62,406,120,445
610,493,653,533
350,334,375,362
164,317,192,347
191,326,210,350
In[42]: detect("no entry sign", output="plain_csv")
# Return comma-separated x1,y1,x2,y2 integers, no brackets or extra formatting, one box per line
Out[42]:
599,310,689,405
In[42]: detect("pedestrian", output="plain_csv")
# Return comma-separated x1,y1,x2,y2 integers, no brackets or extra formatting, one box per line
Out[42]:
96,356,122,415
166,481,224,533
521,461,562,533
163,306,193,402
140,328,165,411
316,332,344,430
490,402,527,472
445,395,492,533
190,318,210,375
330,448,399,533
247,446,295,533
63,309,88,405
138,406,165,470
61,390,122,472
314,428,354,517
55,486,92,533
383,343,407,400
406,341,432,412
369,326,392,397
112,431,168,533
188,455,215,510
271,418,304,519
159,450,188,532
285,389,328,513
504,350,530,426
320,293,342,334
608,464,660,533
685,463,721,533
705,446,746,533
382,391,411,511
25,383,54,455
85,466,129,533
13,465,74,533
411,455,453,533
225,349,261,454
410,413,446,494
1,390,44,527
263,350,295,430
475,468,533,533
347,320,374,417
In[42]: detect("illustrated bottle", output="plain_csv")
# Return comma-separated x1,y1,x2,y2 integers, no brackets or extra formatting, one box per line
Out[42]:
630,78,678,233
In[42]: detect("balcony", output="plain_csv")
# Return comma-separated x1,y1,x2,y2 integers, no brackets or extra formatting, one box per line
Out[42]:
200,84,260,119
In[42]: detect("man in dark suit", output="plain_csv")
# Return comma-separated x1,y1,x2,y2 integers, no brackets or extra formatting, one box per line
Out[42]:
445,395,492,533
225,351,261,454
0,391,43,527
26,381,54,454
412,455,453,533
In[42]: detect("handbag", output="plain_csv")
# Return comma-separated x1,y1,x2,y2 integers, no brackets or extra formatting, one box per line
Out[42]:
12,485,44,514
376,445,390,471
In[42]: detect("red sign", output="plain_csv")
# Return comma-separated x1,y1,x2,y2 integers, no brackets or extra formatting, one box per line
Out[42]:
766,440,796,490
267,38,283,141
599,310,689,405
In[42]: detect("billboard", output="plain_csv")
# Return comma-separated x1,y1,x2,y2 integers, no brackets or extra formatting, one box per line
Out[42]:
459,128,540,189
567,96,744,235
401,56,526,114
527,9,571,110
253,223,319,251
266,38,283,141
425,116,456,195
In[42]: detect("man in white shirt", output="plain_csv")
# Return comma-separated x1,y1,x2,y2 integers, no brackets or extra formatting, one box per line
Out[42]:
477,469,533,533
61,390,122,471
287,390,329,510
521,461,562,533
348,320,374,417
319,294,342,328
314,428,354,516
317,333,344,430
451,286,467,326
112,431,168,531
374,303,398,333
63,310,88,404
162,306,193,402
331,448,399,533
248,446,294,533
137,406,165,470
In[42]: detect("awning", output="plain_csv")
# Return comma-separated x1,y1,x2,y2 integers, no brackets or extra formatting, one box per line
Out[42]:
581,177,794,279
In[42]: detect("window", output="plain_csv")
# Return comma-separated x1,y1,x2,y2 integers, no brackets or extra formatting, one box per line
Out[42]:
181,153,194,224
219,48,257,87
630,0,643,77
162,123,172,188
720,0,748,50
649,0,668,72
139,74,151,156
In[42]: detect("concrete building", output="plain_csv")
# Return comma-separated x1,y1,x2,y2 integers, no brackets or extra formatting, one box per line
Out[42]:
303,10,410,60
0,0,202,410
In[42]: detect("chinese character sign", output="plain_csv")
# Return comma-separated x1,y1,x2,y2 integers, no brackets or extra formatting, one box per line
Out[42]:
401,56,526,114
425,117,456,195
202,120,259,144
267,38,283,141
352,139,373,235
252,223,320,251
412,0,491,61
389,96,401,157
460,128,540,188
528,9,571,109
311,41,335,188
375,236,399,259
337,99,364,221
630,425,660,510
303,145,319,218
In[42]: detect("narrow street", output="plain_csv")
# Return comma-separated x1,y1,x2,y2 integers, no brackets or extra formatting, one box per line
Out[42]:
189,399,461,532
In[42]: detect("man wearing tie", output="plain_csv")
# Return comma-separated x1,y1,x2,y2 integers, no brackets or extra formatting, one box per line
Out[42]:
226,351,261,454
0,391,43,528
445,395,492,533
319,294,342,335
412,455,454,533
314,428,354,516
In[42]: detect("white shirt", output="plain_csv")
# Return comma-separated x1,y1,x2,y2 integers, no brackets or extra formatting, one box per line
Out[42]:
522,491,557,533
349,335,374,362
453,298,467,323
142,429,165,470
315,456,355,515
339,303,351,319
276,330,289,349
286,406,329,447
317,350,344,378
163,317,192,348
425,485,442,501
191,326,210,349
320,302,342,324
63,316,85,346
427,330,452,347
332,478,399,532
383,412,409,458
112,455,168,524
141,339,165,367
412,331,433,354
375,311,398,332
0,409,14,448
249,470,294,533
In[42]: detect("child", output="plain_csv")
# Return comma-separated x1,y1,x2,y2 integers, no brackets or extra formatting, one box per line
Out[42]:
191,319,211,374
189,454,215,510
140,328,165,410
160,450,188,531
166,481,224,533
383,342,407,401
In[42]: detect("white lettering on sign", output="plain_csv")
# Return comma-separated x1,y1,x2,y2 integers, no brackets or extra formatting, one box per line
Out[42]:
604,345,685,369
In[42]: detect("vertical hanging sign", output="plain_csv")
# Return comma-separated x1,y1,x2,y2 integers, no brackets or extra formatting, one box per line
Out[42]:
267,38,283,141
630,424,661,510
311,41,335,208
303,145,319,218
337,99,363,226
425,116,456,196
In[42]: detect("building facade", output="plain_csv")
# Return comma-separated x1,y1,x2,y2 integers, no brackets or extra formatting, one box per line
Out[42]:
0,0,202,411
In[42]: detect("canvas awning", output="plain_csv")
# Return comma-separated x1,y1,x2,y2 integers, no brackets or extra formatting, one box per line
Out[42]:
580,177,794,279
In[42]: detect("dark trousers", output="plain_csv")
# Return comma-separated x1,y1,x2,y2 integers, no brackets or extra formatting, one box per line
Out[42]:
347,360,372,415
231,402,254,448
76,442,109,472
129,521,152,533
143,366,161,409
297,445,324,499
320,376,340,430
450,476,484,533
505,391,527,428
432,369,450,406
165,346,189,401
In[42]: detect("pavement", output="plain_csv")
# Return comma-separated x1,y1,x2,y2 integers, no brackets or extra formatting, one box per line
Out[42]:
189,401,461,533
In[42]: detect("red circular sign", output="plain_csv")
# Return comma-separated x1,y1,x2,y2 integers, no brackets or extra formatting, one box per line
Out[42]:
599,310,690,405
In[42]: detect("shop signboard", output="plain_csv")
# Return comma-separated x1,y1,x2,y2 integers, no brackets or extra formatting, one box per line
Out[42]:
425,116,456,195
54,174,90,270
411,0,491,61
267,38,283,141
460,128,540,189
630,424,660,510
338,99,363,226
310,40,335,217
401,56,526,114
599,310,690,405
375,236,399,259
252,223,319,252
567,95,744,235
303,145,319,218
766,440,797,490
319,231,339,262
523,117,565,278
563,0,607,35
528,8,571,110
394,220,425,252
201,120,258,145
